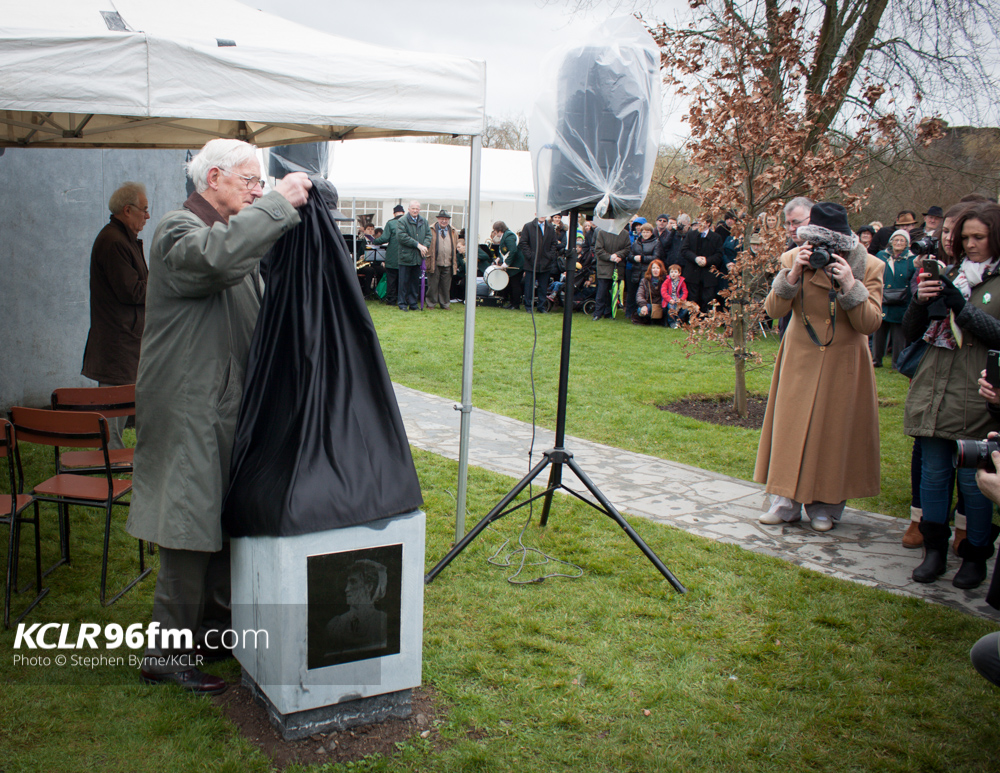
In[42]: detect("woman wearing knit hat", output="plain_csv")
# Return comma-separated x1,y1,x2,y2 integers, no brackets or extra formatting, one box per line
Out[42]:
873,230,915,369
755,202,884,532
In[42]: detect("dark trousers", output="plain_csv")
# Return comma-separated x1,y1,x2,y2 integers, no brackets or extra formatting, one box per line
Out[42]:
625,266,639,318
594,277,613,318
873,320,906,367
910,435,964,517
451,272,465,302
384,267,399,306
687,280,718,314
398,264,420,309
142,543,231,674
501,271,523,308
524,270,551,310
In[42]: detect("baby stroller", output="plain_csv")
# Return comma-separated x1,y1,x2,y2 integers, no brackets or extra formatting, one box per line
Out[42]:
544,282,597,315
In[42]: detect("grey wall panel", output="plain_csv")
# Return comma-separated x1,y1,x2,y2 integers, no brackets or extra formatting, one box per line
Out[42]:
0,148,190,410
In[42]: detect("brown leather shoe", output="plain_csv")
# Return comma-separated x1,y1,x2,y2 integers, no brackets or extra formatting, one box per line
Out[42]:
902,521,923,549
140,668,227,695
953,528,967,556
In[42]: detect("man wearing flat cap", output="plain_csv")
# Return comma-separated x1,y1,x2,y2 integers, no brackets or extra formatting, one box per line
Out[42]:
873,210,922,253
426,209,459,310
924,206,944,238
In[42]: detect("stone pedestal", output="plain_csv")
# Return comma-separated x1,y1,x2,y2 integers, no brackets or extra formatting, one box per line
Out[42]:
231,509,425,739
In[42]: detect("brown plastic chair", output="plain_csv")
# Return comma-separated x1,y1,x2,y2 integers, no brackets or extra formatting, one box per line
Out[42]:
50,385,135,474
9,407,150,606
2,419,49,628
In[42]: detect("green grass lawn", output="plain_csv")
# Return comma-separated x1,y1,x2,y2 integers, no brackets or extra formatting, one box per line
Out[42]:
2,302,997,772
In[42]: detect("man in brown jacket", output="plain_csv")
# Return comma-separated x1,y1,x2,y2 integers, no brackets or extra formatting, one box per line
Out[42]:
81,181,150,448
426,209,459,309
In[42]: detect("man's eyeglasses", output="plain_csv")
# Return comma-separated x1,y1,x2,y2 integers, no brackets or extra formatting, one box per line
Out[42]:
786,218,808,227
125,204,149,214
222,169,264,190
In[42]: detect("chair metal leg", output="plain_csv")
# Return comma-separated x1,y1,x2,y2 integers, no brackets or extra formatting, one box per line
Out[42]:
4,515,15,629
99,501,151,607
4,508,49,630
39,501,68,579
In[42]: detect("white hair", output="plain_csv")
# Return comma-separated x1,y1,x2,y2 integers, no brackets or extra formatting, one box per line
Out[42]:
784,197,814,217
108,182,146,215
186,139,259,193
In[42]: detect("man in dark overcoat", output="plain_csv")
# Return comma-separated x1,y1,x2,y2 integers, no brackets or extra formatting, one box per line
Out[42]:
681,213,725,313
518,215,559,313
81,181,150,448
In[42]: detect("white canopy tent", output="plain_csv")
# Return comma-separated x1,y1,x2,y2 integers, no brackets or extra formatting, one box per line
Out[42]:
330,140,534,202
328,139,536,240
0,0,484,147
0,0,486,539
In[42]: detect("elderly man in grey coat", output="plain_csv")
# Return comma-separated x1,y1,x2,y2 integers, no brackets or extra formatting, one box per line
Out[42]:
127,139,311,693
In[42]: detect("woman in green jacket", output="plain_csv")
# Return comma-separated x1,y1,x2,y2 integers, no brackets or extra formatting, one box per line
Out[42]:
903,201,1000,590
873,230,915,369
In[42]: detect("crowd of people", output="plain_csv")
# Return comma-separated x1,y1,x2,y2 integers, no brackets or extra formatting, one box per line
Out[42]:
750,195,1000,690
78,149,999,693
359,203,754,324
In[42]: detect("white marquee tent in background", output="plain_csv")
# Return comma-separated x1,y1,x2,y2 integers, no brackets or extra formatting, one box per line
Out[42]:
328,139,535,239
0,0,484,146
0,0,486,536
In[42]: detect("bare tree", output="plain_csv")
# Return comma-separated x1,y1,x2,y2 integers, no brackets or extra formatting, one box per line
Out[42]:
639,0,998,130
424,113,529,151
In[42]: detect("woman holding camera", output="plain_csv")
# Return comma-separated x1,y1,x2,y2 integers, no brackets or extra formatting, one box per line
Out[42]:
904,201,1000,589
873,230,915,369
755,202,884,531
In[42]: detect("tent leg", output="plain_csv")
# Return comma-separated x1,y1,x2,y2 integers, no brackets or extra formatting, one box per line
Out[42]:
454,135,483,542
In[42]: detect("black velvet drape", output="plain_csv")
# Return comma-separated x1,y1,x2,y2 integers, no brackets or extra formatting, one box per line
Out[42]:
222,188,422,537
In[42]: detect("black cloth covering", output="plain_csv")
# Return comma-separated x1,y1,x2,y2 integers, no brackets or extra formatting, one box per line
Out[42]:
222,189,422,537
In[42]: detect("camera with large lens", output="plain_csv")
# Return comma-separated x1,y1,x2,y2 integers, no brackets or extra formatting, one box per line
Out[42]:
808,244,833,270
910,234,940,256
953,438,1000,472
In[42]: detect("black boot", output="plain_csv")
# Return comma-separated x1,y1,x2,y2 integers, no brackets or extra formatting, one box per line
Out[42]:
952,538,996,590
912,521,950,583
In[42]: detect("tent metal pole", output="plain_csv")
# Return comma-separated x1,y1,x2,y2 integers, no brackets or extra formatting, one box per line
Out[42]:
454,134,482,542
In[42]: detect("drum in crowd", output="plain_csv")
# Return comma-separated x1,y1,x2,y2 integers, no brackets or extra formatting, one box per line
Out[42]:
484,264,509,291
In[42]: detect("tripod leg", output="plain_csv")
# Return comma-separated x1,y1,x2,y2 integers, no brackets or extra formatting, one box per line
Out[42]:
566,457,687,593
425,455,552,584
539,458,564,527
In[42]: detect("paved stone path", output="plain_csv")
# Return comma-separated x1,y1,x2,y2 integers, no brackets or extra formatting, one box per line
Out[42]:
394,384,1000,622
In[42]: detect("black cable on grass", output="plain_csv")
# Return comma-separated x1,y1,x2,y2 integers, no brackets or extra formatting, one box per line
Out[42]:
484,229,583,584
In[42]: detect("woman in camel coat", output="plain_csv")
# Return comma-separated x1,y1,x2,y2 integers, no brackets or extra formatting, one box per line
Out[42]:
754,202,885,531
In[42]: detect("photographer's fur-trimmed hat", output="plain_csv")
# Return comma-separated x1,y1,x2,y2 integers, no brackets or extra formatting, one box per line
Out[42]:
797,202,859,252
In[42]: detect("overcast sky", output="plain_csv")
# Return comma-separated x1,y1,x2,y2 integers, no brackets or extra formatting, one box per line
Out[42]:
246,0,691,143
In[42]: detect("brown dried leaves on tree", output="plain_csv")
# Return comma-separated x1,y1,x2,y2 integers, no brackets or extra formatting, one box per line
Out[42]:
649,3,943,416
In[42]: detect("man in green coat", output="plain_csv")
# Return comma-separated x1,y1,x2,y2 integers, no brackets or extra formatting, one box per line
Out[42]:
373,204,404,305
396,200,431,311
127,139,311,693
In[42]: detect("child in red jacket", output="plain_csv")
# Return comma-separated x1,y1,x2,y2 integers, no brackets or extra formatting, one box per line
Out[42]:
661,264,688,328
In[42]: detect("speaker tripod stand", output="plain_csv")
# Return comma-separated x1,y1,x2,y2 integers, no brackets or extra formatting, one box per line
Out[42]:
424,208,686,593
